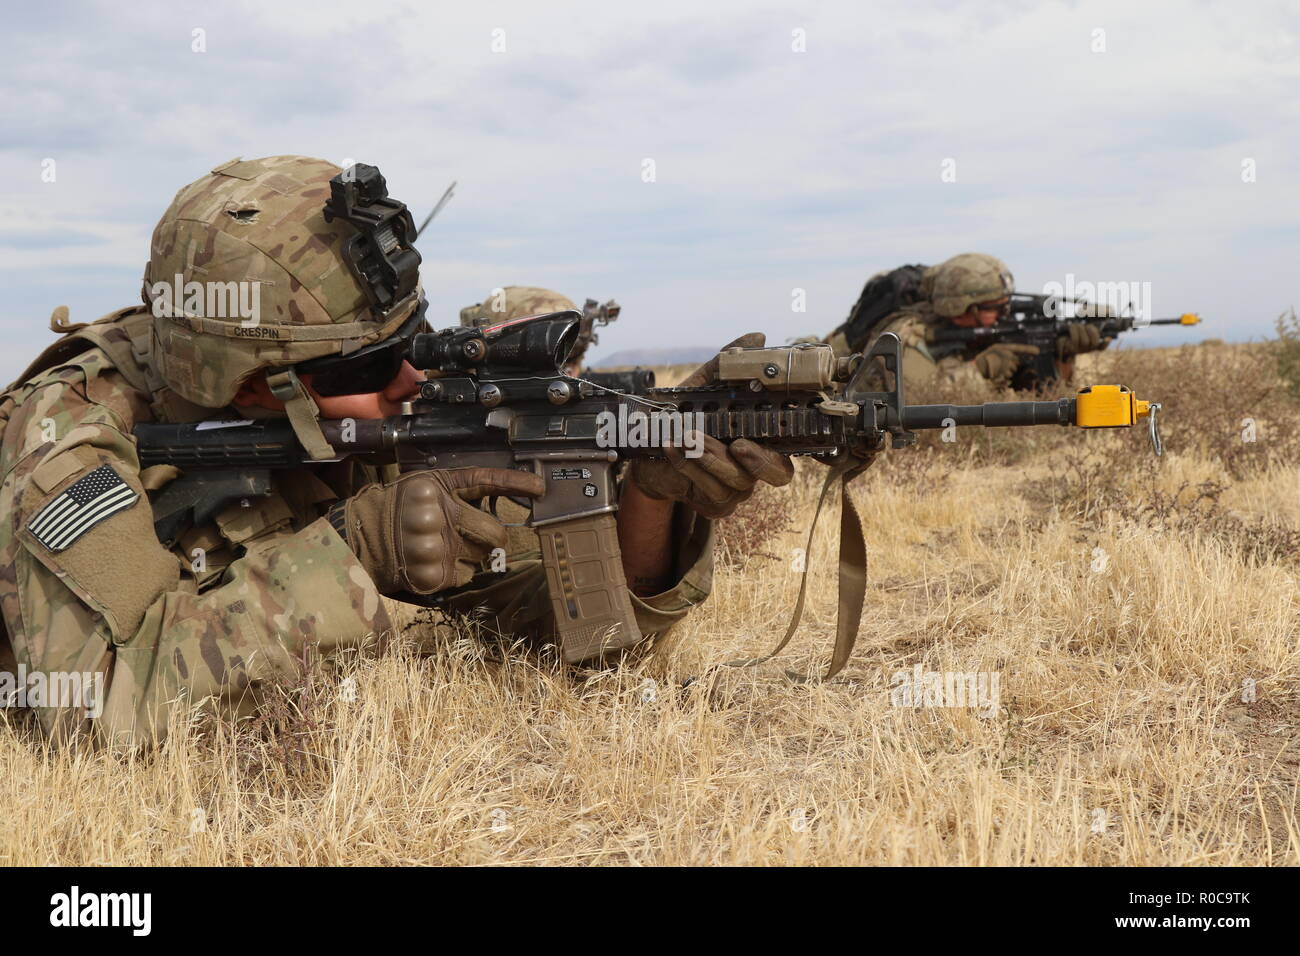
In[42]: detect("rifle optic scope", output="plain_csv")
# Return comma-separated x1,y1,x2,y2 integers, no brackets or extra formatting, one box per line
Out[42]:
409,311,581,373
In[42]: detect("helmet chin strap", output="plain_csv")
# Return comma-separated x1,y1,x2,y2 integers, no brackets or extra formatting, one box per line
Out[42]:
265,366,338,461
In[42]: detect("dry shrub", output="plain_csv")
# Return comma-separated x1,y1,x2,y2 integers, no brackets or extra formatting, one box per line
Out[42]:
1276,307,1300,401
1116,481,1300,566
1088,338,1300,479
237,647,340,788
1021,442,1137,525
1025,438,1300,566
871,443,956,487
715,483,795,569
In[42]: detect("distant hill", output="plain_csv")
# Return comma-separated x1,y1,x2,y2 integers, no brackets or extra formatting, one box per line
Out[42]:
590,346,715,368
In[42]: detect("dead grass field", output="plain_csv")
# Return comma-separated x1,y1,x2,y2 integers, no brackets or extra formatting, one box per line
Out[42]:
0,335,1296,866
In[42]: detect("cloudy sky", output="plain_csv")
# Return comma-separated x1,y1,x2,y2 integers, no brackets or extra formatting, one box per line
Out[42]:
0,0,1295,381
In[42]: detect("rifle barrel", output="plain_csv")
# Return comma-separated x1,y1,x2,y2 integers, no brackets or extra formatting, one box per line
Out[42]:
900,399,1075,430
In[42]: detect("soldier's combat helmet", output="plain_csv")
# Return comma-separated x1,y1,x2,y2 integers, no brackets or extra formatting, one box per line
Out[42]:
459,286,578,327
144,155,424,457
929,253,1015,318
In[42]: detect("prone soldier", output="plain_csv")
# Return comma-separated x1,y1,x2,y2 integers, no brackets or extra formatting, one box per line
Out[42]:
826,253,1106,391
444,285,759,633
0,156,793,747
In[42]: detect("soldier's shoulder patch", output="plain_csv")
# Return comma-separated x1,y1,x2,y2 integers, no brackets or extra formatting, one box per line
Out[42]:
26,464,139,553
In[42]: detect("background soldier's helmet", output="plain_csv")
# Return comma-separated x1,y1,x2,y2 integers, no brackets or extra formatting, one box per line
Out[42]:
459,286,578,328
458,287,619,367
929,253,1015,318
144,155,422,409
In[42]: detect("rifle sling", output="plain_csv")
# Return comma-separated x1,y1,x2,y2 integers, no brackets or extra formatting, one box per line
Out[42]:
706,454,870,683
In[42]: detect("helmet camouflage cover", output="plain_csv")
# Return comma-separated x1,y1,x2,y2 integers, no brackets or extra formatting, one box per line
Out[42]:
145,155,421,409
459,286,578,328
928,253,1014,318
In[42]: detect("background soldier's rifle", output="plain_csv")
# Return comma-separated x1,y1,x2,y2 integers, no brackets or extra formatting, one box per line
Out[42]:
928,292,1202,389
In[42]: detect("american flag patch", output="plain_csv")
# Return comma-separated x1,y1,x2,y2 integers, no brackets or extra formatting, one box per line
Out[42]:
27,464,139,553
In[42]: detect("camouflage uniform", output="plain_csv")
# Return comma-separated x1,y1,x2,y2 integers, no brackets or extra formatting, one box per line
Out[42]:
0,161,711,747
864,306,992,392
450,286,715,642
0,306,393,747
849,254,1017,392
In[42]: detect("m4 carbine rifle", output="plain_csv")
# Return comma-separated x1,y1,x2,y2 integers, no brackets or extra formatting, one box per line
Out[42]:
134,312,1162,675
928,292,1202,390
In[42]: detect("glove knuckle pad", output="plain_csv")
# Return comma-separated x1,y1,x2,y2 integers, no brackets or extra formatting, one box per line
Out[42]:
400,500,444,535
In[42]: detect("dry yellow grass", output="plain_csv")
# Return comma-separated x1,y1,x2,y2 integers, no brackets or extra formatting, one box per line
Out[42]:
0,344,1295,865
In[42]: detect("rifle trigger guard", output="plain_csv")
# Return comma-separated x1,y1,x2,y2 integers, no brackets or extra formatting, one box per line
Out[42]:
485,493,532,527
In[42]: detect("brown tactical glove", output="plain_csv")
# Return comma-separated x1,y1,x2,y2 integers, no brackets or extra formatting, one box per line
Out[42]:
1057,321,1104,359
630,333,796,518
328,468,545,595
973,342,1040,387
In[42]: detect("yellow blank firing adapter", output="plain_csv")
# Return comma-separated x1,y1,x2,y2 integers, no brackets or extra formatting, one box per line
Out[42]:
1076,384,1145,427
1075,385,1163,455
1179,313,1202,325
